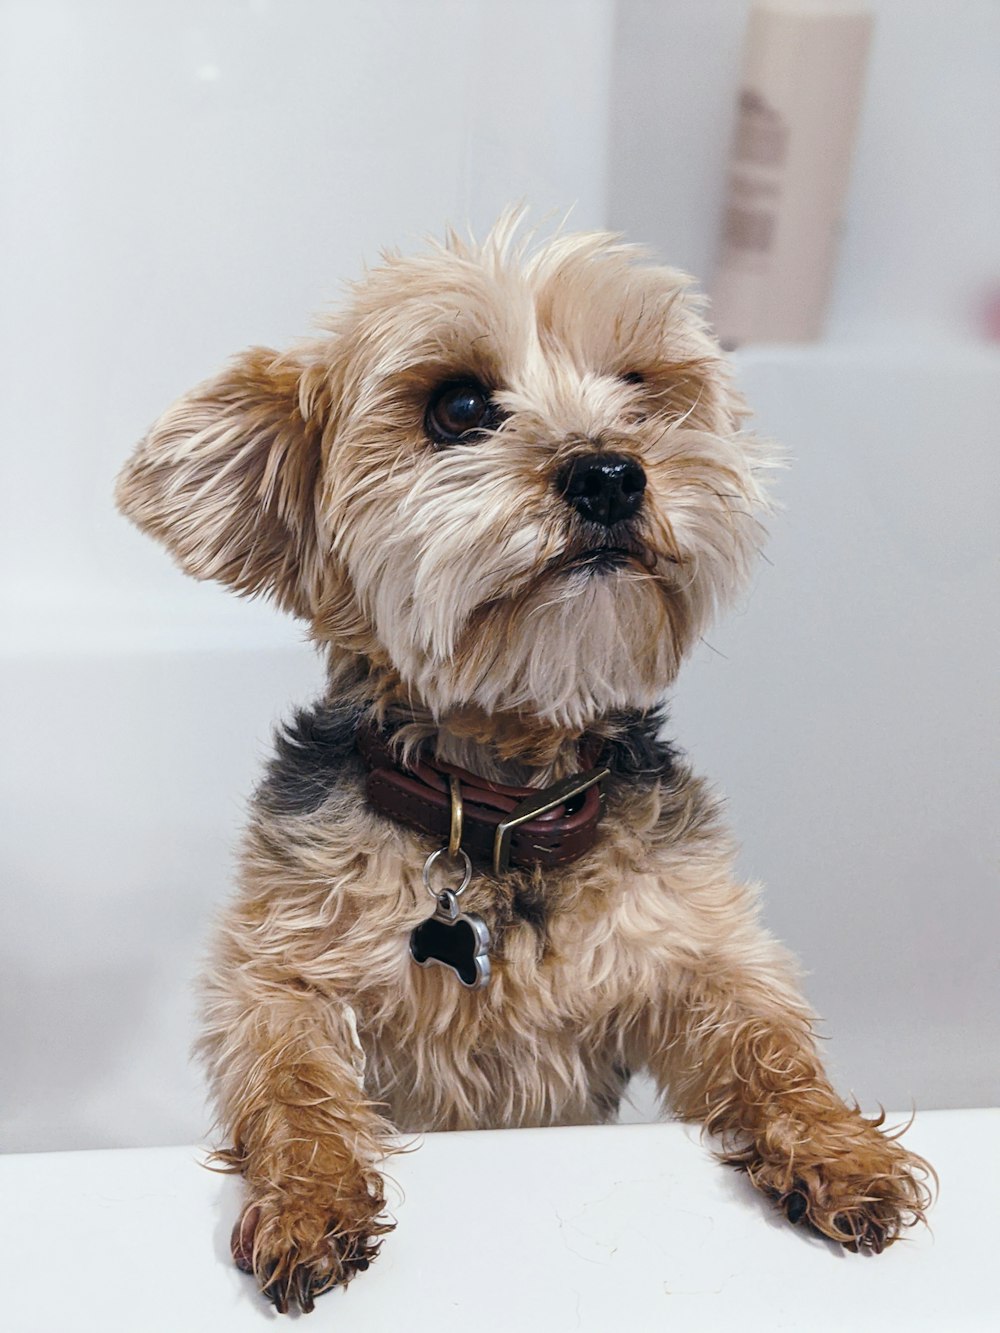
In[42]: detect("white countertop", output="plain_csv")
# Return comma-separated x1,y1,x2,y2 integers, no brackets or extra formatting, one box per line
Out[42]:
2,1110,995,1333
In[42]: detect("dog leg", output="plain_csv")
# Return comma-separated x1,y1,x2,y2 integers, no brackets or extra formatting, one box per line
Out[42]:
642,940,934,1251
201,976,393,1313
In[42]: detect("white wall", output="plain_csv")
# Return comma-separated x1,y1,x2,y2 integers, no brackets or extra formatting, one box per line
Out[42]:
0,0,614,611
2,0,997,1152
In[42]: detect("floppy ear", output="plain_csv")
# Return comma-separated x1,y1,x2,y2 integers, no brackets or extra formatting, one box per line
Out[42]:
116,347,326,619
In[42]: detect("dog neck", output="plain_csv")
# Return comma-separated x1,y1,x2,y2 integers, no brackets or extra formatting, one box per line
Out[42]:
374,698,592,787
393,707,588,787
326,651,602,787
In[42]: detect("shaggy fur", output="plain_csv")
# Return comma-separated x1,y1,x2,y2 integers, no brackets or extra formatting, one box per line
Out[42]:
116,216,932,1313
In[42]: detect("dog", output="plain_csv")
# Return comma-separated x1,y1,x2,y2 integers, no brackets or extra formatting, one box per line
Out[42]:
116,216,932,1313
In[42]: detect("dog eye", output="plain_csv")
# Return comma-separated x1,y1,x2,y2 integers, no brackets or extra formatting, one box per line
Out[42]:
620,371,644,386
426,380,497,444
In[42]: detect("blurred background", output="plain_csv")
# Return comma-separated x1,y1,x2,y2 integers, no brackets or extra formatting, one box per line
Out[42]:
1,0,997,1153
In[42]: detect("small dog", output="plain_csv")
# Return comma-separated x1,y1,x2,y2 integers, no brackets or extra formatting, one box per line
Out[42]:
116,217,931,1312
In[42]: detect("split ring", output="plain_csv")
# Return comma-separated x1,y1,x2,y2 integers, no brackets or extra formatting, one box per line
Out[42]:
422,846,473,900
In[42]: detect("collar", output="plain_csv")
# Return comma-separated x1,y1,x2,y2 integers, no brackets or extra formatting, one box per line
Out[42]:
356,723,610,875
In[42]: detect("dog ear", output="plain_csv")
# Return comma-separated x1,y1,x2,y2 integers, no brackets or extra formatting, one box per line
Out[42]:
116,347,327,619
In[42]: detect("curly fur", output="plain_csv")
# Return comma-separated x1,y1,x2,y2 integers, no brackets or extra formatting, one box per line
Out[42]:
116,215,933,1313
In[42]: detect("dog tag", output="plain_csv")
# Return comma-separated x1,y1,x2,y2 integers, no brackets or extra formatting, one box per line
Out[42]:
410,888,491,990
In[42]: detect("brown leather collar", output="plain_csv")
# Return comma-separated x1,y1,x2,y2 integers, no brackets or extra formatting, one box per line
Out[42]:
357,724,610,875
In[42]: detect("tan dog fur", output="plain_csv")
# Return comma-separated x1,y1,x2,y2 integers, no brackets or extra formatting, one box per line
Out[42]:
116,217,932,1313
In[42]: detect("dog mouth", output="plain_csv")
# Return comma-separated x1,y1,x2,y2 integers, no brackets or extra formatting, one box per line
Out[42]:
549,539,657,576
567,546,638,572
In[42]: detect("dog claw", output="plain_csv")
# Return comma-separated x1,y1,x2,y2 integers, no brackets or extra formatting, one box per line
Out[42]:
784,1188,809,1225
255,1255,343,1314
835,1213,887,1255
263,1272,289,1315
292,1268,315,1314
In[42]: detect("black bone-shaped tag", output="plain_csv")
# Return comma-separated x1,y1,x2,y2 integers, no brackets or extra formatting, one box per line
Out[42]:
410,891,491,989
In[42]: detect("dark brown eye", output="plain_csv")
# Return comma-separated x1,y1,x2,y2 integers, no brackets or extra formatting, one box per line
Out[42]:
426,380,496,444
620,371,644,386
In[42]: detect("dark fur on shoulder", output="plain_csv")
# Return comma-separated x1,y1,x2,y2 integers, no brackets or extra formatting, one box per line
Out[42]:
603,709,677,785
259,701,367,816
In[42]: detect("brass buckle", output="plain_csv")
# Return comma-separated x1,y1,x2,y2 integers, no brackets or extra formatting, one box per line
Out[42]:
447,773,463,857
492,766,610,876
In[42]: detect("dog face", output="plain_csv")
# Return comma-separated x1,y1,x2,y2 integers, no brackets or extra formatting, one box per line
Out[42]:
117,219,771,728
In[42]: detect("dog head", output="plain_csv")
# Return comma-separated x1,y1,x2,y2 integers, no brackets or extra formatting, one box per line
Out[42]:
117,217,772,729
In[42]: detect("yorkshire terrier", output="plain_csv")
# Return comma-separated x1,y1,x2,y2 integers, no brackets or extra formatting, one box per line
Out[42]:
116,217,932,1312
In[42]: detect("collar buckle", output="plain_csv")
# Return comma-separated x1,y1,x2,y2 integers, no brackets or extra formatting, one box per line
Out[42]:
492,766,610,876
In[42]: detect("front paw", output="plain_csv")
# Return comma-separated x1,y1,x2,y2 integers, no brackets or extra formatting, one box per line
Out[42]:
231,1182,393,1314
730,1112,934,1252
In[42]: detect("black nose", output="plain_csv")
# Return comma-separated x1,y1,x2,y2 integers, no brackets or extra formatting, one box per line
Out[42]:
556,451,646,527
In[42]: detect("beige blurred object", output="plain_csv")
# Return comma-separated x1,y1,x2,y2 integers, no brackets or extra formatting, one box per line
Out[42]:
710,0,874,345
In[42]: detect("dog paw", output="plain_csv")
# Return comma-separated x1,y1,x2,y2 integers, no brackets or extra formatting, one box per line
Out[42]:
733,1112,935,1253
771,1170,916,1253
231,1190,393,1314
